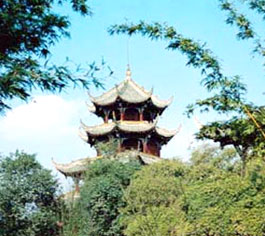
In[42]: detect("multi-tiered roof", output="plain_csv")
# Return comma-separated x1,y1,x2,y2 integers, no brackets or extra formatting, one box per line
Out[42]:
53,67,178,182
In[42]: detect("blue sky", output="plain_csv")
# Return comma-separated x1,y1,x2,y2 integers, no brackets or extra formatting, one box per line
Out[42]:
0,0,264,188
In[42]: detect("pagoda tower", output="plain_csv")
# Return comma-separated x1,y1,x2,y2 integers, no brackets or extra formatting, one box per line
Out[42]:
53,67,178,193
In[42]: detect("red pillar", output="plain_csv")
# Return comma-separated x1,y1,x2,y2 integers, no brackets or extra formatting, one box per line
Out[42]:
140,111,144,121
143,139,148,153
121,109,125,121
112,110,116,121
104,110,109,123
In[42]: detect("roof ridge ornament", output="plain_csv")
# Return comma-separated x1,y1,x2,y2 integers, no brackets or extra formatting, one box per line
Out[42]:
126,64,132,80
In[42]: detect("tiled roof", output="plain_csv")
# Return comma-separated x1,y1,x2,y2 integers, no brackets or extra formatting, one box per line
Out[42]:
53,151,161,176
80,121,155,136
52,157,100,176
80,121,116,136
89,68,172,109
79,121,177,139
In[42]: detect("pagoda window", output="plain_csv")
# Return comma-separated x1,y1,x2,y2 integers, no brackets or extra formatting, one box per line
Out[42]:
122,138,142,151
124,108,139,121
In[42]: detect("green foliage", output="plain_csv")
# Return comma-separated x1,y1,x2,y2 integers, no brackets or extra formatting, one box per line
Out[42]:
109,21,224,92
0,151,60,236
219,0,265,59
119,145,265,236
63,159,141,236
183,158,265,236
0,0,111,112
220,0,254,40
120,160,188,236
95,139,119,158
189,144,240,180
124,205,187,236
196,106,265,175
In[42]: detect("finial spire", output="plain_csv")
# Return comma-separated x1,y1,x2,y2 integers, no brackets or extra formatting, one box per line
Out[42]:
126,64,132,80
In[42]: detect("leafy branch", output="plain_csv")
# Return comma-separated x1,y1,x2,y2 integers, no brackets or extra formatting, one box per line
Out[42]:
0,0,107,113
0,58,112,112
109,21,246,115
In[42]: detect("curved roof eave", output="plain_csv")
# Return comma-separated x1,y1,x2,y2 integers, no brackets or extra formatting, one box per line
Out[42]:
52,151,163,176
88,76,172,108
81,121,116,136
86,102,96,113
88,89,118,106
80,121,158,136
52,158,91,176
118,121,156,133
78,128,88,142
151,95,173,109
155,127,179,138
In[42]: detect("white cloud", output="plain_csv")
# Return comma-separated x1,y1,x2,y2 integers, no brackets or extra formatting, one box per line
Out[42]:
0,95,79,141
163,128,196,160
0,95,96,178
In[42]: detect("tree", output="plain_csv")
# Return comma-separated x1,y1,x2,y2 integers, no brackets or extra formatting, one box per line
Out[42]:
62,159,141,236
183,157,265,236
0,151,60,236
190,144,237,165
119,145,265,236
119,160,189,236
0,0,111,113
196,106,265,175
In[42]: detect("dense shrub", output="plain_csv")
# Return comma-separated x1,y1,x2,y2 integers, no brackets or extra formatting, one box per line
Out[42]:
120,146,265,236
63,159,141,236
119,160,188,236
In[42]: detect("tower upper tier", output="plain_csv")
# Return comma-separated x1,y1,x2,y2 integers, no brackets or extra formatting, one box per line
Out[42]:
87,67,173,122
